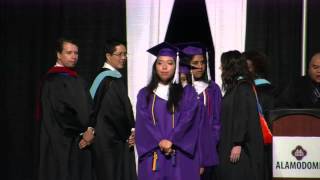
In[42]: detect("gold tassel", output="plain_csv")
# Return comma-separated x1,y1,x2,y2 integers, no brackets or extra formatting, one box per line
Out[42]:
152,151,158,172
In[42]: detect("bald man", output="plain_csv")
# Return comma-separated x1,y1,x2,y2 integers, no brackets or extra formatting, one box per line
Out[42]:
308,53,320,84
277,52,320,108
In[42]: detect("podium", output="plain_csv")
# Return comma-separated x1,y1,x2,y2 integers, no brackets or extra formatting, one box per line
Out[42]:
269,109,320,180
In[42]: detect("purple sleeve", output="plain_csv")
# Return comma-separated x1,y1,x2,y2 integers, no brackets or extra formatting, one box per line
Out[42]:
135,88,162,159
198,82,222,166
168,85,199,156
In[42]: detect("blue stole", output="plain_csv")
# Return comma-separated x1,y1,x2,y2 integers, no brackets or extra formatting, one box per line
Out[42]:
90,69,122,98
254,78,271,86
237,76,271,86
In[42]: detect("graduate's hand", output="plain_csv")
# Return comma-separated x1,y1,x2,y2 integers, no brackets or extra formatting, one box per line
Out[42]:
159,139,173,153
163,148,175,156
230,145,241,163
200,167,205,175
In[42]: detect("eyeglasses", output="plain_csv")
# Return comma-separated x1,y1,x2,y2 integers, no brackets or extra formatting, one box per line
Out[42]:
112,52,128,57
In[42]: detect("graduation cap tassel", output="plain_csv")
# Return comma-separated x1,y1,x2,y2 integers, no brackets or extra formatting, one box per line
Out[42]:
152,151,159,172
172,52,180,84
191,69,195,84
203,89,207,106
206,49,211,81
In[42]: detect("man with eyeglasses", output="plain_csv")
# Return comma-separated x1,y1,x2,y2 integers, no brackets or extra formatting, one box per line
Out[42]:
89,40,137,180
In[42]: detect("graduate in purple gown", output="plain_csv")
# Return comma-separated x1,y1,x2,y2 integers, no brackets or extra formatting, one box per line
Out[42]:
177,42,222,179
179,64,191,88
135,42,200,180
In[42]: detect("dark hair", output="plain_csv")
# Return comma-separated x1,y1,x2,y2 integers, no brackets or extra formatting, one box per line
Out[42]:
180,53,208,83
146,60,183,112
221,50,253,92
242,50,268,78
179,72,193,84
104,40,126,54
56,38,78,53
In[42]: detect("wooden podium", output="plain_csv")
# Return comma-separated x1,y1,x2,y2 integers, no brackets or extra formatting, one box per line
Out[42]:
269,109,320,180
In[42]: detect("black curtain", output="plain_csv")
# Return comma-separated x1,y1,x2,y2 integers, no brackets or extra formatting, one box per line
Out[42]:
165,0,215,80
2,0,126,179
306,0,320,64
246,0,303,93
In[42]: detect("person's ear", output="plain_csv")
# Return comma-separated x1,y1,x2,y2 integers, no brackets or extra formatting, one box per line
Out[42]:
57,52,61,59
106,53,111,62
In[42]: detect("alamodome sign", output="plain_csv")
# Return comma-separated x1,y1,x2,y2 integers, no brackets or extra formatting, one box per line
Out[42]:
273,136,320,178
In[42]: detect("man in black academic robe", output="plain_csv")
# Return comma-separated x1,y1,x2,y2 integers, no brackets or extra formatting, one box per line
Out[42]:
90,41,137,180
277,52,320,108
38,38,94,180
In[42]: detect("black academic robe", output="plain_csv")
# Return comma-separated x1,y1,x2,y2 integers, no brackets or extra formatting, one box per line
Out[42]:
255,80,275,180
38,73,93,180
91,68,137,180
277,76,320,108
217,80,264,180
255,84,275,117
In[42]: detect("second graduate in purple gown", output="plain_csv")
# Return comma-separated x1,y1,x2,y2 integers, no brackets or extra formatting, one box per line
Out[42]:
135,42,200,180
178,42,222,178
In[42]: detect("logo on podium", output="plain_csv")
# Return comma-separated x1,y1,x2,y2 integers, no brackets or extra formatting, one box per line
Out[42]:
291,145,307,161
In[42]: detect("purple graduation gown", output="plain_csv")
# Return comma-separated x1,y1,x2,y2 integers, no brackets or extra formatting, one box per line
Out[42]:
196,81,222,167
135,85,200,180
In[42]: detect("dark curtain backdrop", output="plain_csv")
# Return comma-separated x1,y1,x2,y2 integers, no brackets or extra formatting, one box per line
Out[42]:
246,0,303,93
2,0,126,180
165,0,215,80
306,0,320,64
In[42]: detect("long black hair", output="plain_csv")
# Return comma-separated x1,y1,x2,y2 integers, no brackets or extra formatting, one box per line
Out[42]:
146,60,183,112
221,50,253,92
